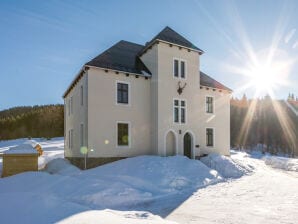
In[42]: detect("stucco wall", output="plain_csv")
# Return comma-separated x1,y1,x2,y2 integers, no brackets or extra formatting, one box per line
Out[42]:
64,73,88,158
140,45,158,154
86,67,152,158
142,41,230,157
155,42,201,158
198,88,231,156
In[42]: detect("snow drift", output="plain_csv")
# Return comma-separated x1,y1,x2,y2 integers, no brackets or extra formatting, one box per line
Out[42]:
0,155,222,223
264,156,298,172
44,158,80,175
200,153,253,178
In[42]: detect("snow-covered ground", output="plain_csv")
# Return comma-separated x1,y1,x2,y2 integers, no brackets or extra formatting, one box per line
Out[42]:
0,138,297,224
0,137,64,175
167,151,298,223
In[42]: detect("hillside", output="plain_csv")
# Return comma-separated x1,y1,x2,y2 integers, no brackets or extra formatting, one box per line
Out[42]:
0,105,64,140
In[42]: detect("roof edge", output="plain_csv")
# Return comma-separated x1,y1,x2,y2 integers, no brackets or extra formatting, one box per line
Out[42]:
63,67,86,98
86,65,151,77
139,39,204,57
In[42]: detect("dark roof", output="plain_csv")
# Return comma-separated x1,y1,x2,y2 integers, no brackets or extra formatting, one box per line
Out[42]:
200,71,232,91
140,26,204,54
86,40,151,75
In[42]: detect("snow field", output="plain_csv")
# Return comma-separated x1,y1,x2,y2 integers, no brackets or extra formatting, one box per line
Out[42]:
1,138,297,224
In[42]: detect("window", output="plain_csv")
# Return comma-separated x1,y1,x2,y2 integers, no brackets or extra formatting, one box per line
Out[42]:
174,59,179,77
173,59,186,79
80,85,83,106
174,100,179,123
206,128,214,147
80,124,84,146
181,100,186,123
206,96,214,113
117,122,129,146
173,99,186,124
69,129,73,149
117,82,129,104
181,61,185,78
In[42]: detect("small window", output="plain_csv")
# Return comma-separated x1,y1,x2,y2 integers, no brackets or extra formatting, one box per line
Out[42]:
173,99,186,124
174,59,179,77
80,124,84,146
206,128,214,147
117,123,129,146
206,96,214,113
117,82,129,104
181,100,186,123
80,85,83,106
174,100,179,123
181,61,185,78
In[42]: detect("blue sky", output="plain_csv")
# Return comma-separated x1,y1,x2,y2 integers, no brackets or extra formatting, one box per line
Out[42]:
0,0,298,110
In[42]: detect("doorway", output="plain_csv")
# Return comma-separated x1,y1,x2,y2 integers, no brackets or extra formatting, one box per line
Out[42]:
183,132,192,158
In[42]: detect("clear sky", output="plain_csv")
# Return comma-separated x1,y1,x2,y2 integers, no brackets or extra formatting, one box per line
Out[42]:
0,0,298,110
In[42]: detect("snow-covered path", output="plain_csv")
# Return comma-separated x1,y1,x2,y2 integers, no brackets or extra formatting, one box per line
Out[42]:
167,156,298,224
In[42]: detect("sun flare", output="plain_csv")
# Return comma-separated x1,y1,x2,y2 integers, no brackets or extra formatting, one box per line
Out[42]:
247,63,283,96
227,48,293,98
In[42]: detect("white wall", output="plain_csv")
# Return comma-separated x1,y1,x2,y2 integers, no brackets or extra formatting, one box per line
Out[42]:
86,67,152,158
64,73,88,157
198,88,231,156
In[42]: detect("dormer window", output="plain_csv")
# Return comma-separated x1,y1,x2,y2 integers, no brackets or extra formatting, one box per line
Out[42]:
173,58,186,79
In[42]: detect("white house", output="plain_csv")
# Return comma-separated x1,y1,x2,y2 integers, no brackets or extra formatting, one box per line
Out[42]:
63,26,232,168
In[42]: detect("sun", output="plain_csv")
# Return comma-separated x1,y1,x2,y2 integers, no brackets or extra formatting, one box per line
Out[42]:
227,48,293,98
247,63,282,97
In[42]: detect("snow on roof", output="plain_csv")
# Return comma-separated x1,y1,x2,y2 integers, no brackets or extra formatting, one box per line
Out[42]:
4,144,38,155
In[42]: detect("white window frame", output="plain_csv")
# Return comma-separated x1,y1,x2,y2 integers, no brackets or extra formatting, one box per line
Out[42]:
205,95,215,114
206,127,215,148
115,80,131,106
116,121,131,148
173,98,187,125
173,58,187,79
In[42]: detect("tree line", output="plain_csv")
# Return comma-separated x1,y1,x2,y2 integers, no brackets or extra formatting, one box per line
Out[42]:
0,105,64,140
231,95,298,157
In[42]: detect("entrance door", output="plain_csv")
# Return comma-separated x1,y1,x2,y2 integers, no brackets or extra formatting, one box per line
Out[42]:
183,132,192,158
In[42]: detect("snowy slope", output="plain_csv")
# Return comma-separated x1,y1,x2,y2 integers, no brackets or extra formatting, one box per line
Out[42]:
1,139,297,224
0,138,224,224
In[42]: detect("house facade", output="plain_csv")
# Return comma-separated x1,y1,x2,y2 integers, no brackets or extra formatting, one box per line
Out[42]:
63,26,232,168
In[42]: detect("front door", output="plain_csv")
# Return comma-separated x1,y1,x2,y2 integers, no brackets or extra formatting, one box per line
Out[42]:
184,133,192,158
